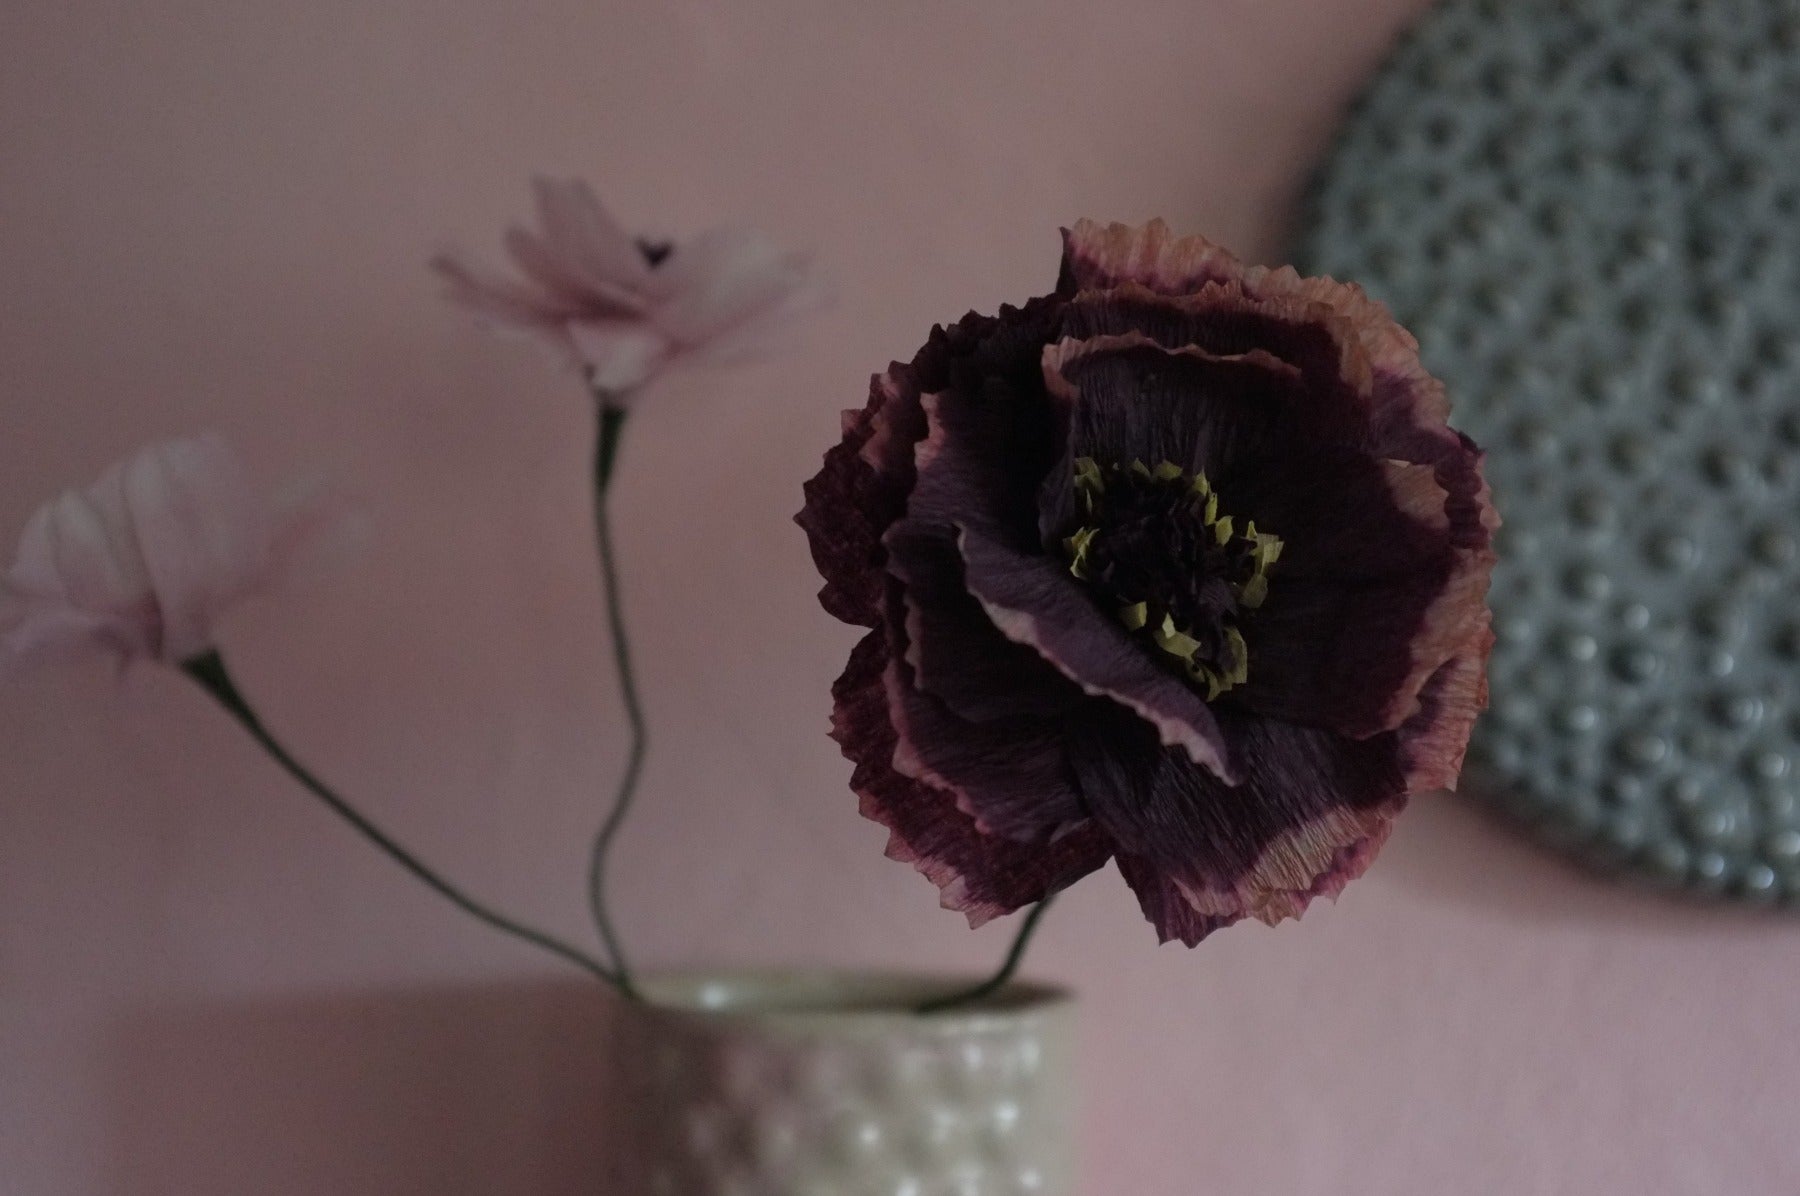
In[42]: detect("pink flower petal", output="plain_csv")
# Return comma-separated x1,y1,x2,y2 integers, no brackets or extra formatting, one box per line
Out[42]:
530,176,662,298
653,227,819,349
7,469,162,661
430,251,568,328
2,434,312,672
120,436,271,663
682,268,829,366
0,601,145,672
436,179,824,396
503,226,646,317
568,321,674,394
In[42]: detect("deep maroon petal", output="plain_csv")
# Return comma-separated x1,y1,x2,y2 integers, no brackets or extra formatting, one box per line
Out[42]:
1226,458,1481,738
1033,331,1476,745
886,369,1236,781
1060,220,1497,554
797,371,923,626
1055,274,1495,564
1033,331,1365,557
1114,853,1233,947
1043,336,1313,485
1060,284,1360,393
957,530,1234,781
1067,701,1405,934
1060,221,1491,514
799,298,1068,628
830,627,1113,924
881,578,1088,842
1231,456,1444,581
1121,816,1397,947
1056,291,1374,450
803,219,1496,946
1039,316,1495,744
885,523,1083,722
1396,622,1495,792
797,401,882,626
1351,318,1497,576
886,673,1088,843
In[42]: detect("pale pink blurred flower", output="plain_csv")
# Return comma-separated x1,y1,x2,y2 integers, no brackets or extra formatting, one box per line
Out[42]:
1,434,308,670
431,177,825,395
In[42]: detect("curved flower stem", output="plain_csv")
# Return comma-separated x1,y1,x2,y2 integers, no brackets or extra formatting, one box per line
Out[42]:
584,398,646,1002
182,650,623,989
914,894,1058,1015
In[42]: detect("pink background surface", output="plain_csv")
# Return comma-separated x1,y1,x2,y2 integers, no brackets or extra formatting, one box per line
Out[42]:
5,2,1799,1193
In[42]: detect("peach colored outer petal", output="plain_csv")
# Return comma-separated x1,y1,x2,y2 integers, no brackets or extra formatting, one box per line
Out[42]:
1335,458,1492,741
1173,799,1404,928
1399,623,1496,793
1061,218,1457,456
1060,218,1251,296
1062,218,1435,425
1060,278,1378,408
1354,449,1495,754
1158,632,1493,937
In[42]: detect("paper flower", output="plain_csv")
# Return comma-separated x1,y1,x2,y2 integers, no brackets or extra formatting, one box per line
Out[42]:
798,220,1497,944
432,177,823,395
1,434,300,670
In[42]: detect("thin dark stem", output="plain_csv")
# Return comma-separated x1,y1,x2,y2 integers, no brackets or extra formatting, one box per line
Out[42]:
915,894,1058,1015
182,651,622,989
585,396,646,1001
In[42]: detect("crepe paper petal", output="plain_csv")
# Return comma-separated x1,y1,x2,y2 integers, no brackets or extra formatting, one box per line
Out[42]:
434,178,823,399
3,435,312,672
830,627,1113,925
1068,701,1406,939
800,219,1495,944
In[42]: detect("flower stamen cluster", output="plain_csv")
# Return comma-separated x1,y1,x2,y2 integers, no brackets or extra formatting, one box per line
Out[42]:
1063,457,1282,701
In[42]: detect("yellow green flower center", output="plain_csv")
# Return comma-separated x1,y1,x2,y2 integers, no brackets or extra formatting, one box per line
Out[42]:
1062,457,1283,700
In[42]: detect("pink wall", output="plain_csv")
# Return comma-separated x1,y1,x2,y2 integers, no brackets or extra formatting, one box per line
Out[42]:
5,2,1799,1192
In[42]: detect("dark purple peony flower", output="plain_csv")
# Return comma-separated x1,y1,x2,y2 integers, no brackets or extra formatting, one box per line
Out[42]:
798,220,1497,944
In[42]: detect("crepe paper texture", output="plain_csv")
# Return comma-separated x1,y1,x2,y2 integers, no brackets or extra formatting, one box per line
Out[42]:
799,219,1497,944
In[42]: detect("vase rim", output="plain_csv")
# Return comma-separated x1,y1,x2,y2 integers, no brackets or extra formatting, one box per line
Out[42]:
630,967,1074,1032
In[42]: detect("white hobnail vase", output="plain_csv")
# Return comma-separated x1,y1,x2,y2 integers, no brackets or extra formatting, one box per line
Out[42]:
610,971,1077,1196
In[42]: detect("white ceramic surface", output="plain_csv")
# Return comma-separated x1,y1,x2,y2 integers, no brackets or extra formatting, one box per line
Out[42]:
615,972,1077,1196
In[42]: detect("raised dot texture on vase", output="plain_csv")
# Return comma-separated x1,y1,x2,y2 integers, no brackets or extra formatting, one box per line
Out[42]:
616,978,1077,1195
1300,0,1800,905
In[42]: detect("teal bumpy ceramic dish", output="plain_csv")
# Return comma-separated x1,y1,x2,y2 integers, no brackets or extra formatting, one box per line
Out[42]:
1299,0,1800,904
